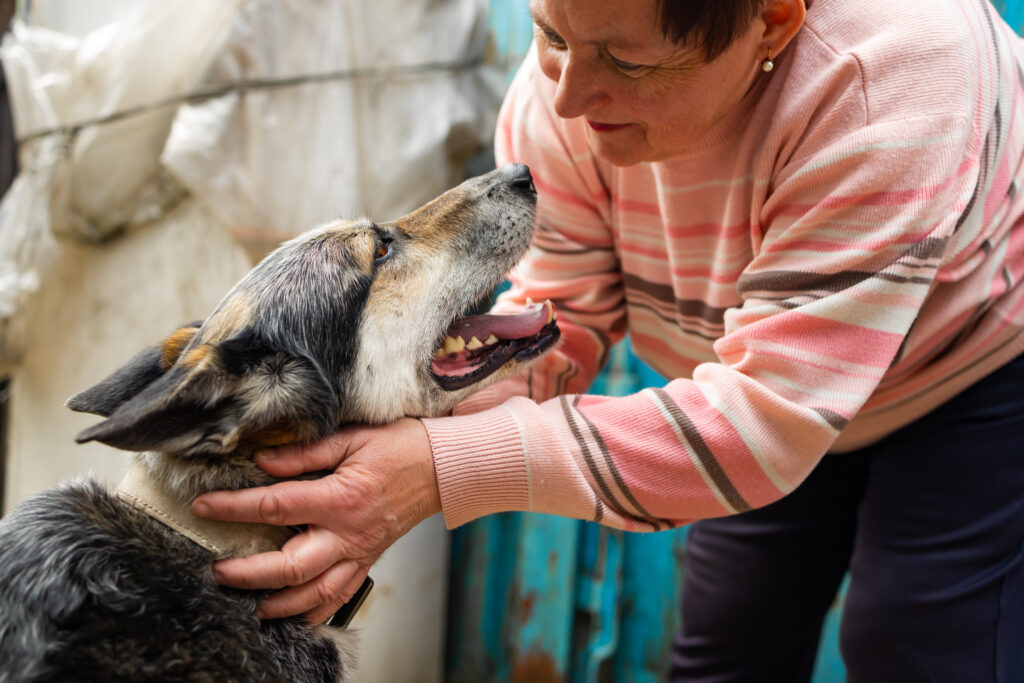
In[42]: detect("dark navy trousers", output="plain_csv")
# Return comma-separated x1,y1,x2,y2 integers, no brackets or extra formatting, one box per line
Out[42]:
669,354,1024,683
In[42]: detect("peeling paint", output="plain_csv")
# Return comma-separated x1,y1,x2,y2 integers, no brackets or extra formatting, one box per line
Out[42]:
511,648,563,683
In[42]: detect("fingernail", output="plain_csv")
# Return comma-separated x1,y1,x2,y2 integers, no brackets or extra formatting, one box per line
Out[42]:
255,449,279,462
192,501,211,518
211,566,226,584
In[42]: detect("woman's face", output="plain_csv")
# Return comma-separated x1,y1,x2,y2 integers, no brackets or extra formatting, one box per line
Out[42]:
531,0,766,166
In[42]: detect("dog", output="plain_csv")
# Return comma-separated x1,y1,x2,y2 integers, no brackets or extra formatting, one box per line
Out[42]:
0,163,559,683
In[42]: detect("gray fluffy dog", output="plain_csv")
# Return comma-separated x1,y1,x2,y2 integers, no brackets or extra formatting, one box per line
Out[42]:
0,165,558,682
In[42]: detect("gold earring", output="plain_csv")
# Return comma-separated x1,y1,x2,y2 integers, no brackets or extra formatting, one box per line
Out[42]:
761,50,775,72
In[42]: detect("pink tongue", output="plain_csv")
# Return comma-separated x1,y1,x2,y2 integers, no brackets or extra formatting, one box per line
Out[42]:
433,354,488,378
446,302,549,341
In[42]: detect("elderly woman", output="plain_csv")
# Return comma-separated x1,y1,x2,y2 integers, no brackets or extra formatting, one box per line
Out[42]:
195,0,1024,679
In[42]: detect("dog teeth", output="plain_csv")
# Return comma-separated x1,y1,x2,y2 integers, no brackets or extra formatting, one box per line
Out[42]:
526,297,534,305
435,334,499,357
435,305,554,358
443,336,466,354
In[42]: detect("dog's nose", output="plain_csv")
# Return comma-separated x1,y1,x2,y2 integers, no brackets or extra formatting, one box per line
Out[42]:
502,163,536,195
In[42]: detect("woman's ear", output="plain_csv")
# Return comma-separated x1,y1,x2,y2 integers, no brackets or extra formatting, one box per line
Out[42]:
759,0,806,61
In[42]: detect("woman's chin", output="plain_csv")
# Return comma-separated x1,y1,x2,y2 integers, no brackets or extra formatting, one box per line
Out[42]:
585,127,651,167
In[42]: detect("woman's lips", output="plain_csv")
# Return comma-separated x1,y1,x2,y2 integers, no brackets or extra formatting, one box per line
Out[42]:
586,119,630,132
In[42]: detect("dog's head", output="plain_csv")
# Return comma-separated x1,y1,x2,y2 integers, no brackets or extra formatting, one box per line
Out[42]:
66,164,558,490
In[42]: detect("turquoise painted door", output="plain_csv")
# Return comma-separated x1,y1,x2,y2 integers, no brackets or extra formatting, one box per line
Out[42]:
447,339,700,683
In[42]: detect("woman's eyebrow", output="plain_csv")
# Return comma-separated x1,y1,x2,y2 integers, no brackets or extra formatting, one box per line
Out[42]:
528,8,649,52
531,12,572,47
528,9,553,33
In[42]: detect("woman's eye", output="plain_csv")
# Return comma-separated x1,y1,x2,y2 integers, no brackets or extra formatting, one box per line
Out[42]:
539,27,566,48
609,54,647,73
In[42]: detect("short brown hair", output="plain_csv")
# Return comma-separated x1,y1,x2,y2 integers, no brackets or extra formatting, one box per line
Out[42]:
657,0,767,61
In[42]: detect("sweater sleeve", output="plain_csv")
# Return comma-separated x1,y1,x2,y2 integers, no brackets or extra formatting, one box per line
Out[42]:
426,57,982,531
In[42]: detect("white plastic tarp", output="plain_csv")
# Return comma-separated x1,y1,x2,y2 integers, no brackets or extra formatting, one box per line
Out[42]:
0,0,500,367
163,0,501,257
0,0,243,367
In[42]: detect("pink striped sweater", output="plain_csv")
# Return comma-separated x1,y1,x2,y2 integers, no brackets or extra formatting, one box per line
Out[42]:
423,0,1024,531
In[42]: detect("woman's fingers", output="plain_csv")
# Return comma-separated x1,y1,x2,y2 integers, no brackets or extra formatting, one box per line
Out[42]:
193,475,342,527
305,569,374,626
211,526,346,590
257,560,365,623
192,418,437,621
254,431,358,477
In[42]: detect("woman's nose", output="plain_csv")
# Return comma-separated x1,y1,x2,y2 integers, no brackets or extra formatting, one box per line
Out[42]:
547,53,606,120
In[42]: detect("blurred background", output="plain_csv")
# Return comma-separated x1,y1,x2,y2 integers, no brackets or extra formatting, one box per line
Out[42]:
0,1,1021,681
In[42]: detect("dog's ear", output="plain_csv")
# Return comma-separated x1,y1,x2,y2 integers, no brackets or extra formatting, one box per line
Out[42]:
65,322,203,417
73,328,338,455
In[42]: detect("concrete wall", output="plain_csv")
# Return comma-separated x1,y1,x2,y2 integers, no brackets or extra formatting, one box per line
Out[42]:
5,200,251,504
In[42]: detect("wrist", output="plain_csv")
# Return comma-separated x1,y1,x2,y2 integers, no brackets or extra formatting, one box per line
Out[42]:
415,426,443,521
394,418,442,525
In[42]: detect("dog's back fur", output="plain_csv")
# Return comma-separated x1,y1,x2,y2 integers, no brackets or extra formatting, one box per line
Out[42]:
1,482,344,682
0,165,557,682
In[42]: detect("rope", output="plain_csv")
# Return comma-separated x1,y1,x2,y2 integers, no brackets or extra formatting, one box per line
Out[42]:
16,55,485,147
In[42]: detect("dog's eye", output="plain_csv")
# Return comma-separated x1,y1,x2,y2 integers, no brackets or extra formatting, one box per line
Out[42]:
374,239,392,262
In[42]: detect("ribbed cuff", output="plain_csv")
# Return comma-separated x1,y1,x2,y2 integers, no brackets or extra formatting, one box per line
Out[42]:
422,406,529,529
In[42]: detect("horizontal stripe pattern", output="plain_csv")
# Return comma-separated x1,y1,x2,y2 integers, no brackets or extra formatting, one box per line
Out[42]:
425,0,1024,531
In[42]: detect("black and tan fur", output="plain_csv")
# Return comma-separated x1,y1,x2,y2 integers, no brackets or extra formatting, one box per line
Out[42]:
0,165,558,682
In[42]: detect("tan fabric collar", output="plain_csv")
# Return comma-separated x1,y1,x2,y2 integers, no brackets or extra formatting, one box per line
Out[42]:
115,460,292,559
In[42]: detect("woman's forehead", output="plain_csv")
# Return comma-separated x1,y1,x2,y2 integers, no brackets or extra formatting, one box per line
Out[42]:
530,0,670,51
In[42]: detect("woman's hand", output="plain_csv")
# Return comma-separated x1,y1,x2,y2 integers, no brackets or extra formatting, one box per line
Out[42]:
191,417,440,625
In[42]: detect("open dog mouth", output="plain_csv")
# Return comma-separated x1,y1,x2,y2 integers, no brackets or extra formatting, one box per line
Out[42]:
431,300,560,391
